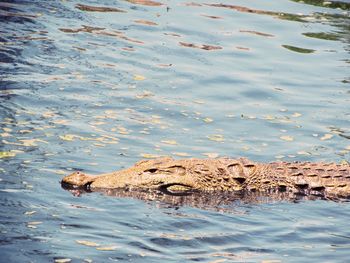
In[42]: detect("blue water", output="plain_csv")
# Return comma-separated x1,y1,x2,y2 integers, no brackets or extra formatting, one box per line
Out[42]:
1,0,350,262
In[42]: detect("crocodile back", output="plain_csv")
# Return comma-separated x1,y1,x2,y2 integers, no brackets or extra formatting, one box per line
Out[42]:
261,161,350,198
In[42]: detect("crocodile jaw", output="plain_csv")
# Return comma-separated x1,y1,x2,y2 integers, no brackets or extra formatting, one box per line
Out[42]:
61,171,98,188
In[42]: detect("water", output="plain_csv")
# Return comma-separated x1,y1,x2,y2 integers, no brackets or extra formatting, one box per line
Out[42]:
1,0,350,262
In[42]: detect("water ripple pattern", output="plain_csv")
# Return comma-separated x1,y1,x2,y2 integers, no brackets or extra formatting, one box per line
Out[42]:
0,0,350,262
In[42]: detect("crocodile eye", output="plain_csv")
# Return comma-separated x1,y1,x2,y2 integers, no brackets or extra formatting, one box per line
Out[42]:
144,168,158,173
76,171,81,175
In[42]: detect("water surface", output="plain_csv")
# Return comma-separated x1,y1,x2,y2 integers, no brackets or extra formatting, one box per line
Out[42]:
1,0,350,262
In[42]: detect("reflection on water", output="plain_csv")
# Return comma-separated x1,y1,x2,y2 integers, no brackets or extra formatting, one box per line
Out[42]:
1,0,350,262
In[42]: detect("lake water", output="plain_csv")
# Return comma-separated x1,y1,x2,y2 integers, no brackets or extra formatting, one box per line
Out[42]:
1,0,350,262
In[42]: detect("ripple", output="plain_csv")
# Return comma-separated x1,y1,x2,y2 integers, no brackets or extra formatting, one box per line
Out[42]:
1,0,350,262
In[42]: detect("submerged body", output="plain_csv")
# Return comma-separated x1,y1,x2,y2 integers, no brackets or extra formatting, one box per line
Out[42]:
62,157,350,199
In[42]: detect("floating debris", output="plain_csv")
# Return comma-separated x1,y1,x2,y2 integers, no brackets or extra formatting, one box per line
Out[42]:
76,240,100,247
179,42,222,51
75,4,126,13
280,136,294,141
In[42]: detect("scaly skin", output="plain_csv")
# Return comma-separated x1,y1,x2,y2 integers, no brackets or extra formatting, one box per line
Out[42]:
61,157,350,199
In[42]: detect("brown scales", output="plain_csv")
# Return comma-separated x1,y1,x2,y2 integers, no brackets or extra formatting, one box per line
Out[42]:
61,157,350,200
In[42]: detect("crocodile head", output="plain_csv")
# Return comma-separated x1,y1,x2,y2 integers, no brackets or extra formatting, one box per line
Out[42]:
61,157,199,193
61,171,98,189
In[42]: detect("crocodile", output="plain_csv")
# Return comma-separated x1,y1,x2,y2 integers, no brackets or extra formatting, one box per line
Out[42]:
61,157,350,200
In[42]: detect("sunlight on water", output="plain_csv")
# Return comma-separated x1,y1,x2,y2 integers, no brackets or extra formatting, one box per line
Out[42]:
0,0,350,262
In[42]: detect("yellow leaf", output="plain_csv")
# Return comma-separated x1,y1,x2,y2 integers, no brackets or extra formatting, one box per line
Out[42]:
292,112,302,117
96,246,118,251
320,134,333,141
161,140,177,145
172,152,190,157
53,170,67,175
76,240,99,247
55,259,72,263
263,115,275,120
134,74,146,81
203,118,213,123
140,153,160,159
53,119,69,125
118,127,130,135
135,91,154,99
280,136,294,141
59,134,76,141
207,134,224,142
0,151,16,158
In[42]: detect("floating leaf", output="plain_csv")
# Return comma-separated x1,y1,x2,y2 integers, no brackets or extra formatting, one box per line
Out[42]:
179,42,222,51
280,136,294,142
53,119,69,125
117,126,130,135
263,115,275,120
0,151,16,158
126,0,163,6
320,134,333,141
96,246,118,251
303,32,339,41
240,30,274,37
54,170,67,175
135,91,154,99
24,211,37,216
292,112,302,117
161,140,177,145
75,4,126,12
55,259,72,263
140,153,160,159
59,134,76,141
282,45,315,54
134,19,157,26
172,152,190,157
203,118,213,123
207,134,224,142
76,240,100,247
133,74,146,81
